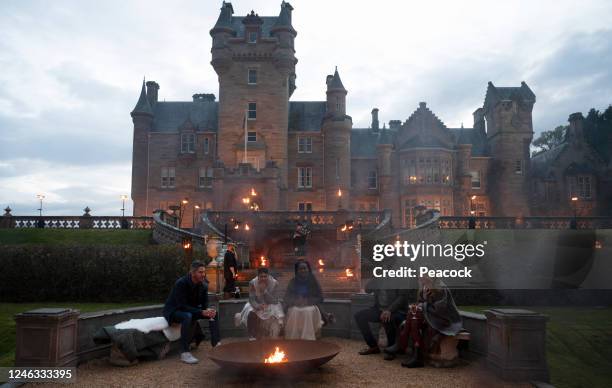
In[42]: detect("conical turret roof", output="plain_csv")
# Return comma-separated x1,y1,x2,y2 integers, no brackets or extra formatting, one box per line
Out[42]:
131,80,153,116
328,67,346,91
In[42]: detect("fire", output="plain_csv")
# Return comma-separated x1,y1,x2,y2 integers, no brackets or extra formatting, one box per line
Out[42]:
251,188,257,196
345,268,354,277
260,256,267,267
264,347,287,364
318,259,325,266
337,188,342,197
318,268,324,273
244,223,250,231
341,225,347,232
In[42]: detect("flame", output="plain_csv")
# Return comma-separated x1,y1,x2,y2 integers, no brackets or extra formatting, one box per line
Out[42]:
242,197,251,204
251,188,257,196
345,268,354,277
264,347,287,364
183,243,191,249
244,223,250,231
318,259,325,266
260,256,267,267
341,225,347,232
337,188,342,197
318,268,324,273
234,224,240,230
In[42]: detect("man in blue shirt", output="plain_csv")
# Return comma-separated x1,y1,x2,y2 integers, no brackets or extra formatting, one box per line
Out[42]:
163,260,220,364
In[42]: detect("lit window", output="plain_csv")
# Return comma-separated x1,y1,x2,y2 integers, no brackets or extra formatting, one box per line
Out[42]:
248,102,256,120
247,131,257,142
161,167,176,189
368,170,377,189
470,171,481,189
574,176,592,199
203,138,210,154
181,133,195,153
298,202,312,211
298,167,312,188
298,137,312,153
515,160,523,174
248,69,257,84
248,32,257,43
199,167,213,188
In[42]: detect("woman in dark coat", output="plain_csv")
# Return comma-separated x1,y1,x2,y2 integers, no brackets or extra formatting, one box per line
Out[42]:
283,260,332,339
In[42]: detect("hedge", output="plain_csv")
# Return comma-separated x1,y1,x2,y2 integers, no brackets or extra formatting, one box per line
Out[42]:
0,245,208,302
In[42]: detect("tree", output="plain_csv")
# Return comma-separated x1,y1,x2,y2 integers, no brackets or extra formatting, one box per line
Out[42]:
532,125,567,155
585,105,612,162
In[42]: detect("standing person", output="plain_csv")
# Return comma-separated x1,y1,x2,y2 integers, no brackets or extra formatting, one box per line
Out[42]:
236,267,284,339
354,279,407,357
163,260,220,364
284,260,333,340
223,243,238,299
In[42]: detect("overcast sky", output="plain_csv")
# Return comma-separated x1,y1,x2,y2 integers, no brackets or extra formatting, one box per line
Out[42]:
0,0,611,216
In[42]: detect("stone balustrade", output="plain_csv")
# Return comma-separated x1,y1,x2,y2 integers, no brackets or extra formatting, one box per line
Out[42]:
439,216,612,229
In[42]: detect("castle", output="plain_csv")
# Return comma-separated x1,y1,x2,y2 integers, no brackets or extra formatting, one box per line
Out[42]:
130,1,610,227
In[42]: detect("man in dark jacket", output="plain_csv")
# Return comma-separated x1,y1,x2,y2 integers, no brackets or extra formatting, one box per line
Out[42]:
163,260,220,364
354,280,408,356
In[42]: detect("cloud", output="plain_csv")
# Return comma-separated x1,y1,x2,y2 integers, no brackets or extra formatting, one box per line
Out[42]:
0,0,611,215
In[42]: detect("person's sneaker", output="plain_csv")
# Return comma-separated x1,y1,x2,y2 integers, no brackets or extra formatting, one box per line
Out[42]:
180,352,199,364
383,352,396,361
358,346,380,355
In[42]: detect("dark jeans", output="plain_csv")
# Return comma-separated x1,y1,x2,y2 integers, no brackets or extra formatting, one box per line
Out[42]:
223,276,236,293
170,311,220,352
354,306,405,348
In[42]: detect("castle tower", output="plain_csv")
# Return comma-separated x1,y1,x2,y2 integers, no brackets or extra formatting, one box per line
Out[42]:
322,68,352,209
130,80,154,216
210,2,297,208
484,81,535,216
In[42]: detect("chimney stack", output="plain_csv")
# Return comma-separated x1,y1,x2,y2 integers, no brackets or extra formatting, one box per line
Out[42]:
371,108,379,131
146,81,159,107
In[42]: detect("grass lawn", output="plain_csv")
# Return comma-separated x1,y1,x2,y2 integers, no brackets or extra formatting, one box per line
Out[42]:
462,306,612,388
0,302,156,367
0,229,153,245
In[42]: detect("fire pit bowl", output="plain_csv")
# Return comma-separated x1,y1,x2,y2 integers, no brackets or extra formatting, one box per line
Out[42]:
208,339,340,374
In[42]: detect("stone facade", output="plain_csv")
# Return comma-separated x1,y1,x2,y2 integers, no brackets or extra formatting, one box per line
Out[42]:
130,1,611,227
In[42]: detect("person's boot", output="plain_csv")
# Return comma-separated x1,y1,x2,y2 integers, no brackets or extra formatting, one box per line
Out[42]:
358,346,380,355
401,347,424,368
384,342,399,354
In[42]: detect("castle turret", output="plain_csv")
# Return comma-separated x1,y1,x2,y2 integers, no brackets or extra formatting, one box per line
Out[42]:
322,68,351,209
210,2,235,74
326,67,347,116
211,2,296,208
130,80,154,216
271,1,297,95
484,81,535,216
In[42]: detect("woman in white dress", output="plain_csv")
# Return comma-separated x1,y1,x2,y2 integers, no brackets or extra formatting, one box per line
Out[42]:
283,260,327,340
237,267,284,339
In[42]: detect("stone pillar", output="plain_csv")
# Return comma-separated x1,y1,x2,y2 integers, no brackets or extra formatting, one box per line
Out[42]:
1,206,15,228
15,308,80,367
484,308,549,382
79,207,93,229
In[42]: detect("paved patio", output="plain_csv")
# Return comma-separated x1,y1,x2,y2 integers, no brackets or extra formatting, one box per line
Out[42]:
26,338,529,388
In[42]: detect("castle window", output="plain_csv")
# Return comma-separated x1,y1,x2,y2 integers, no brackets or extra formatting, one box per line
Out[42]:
368,170,377,189
336,97,340,111
471,171,481,189
247,131,257,142
181,133,195,153
248,69,257,85
298,167,312,188
298,136,312,153
199,167,213,188
248,102,257,120
298,202,312,212
515,160,523,174
572,176,592,199
161,167,175,189
248,32,257,43
203,138,210,154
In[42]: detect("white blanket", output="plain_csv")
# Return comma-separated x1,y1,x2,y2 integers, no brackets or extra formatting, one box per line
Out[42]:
114,317,181,342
